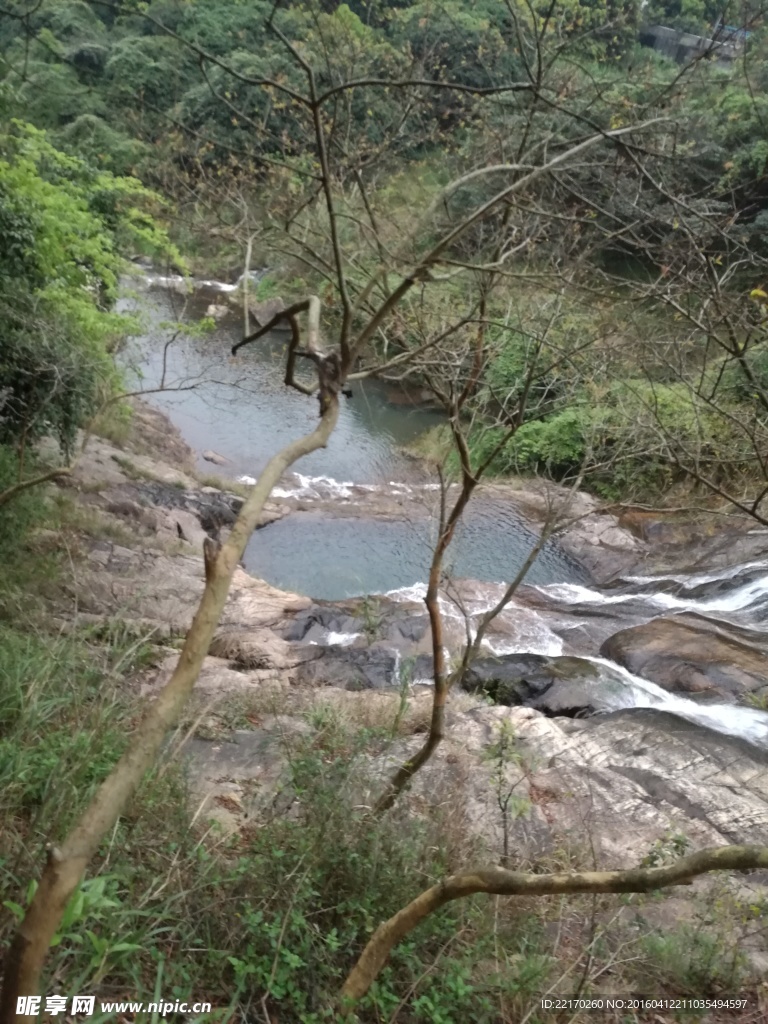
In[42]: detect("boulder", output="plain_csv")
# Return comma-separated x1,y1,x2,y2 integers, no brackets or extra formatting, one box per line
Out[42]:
283,606,363,643
296,647,399,690
248,297,291,330
202,449,230,466
136,480,243,539
462,654,604,717
600,615,768,697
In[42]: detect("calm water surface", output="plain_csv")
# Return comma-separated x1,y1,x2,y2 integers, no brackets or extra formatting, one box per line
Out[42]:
121,278,586,597
119,281,440,483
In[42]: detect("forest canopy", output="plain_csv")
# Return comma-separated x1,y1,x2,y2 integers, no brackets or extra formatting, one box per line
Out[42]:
0,1,767,504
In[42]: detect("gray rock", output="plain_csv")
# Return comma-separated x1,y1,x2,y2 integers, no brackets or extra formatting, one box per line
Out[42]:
202,449,230,466
283,607,363,642
136,481,243,539
372,701,768,866
296,647,398,690
463,654,603,717
601,616,768,697
247,297,291,330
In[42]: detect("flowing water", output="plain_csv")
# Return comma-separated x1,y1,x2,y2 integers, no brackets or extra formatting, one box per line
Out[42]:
123,274,768,747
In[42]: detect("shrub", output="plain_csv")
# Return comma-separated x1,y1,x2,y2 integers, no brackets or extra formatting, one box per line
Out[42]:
469,379,741,500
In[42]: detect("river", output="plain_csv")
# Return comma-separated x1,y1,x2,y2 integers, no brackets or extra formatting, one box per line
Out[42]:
119,275,587,597
120,274,768,748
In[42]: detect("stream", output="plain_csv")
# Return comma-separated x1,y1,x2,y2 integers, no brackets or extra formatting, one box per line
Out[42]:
119,276,586,595
122,273,768,748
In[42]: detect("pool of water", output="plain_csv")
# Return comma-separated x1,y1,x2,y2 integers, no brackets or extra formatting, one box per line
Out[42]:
246,502,588,599
118,280,442,484
122,275,587,597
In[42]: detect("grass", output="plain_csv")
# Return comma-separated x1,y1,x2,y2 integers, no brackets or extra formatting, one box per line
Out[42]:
2,649,766,1023
87,401,134,447
1,447,767,1022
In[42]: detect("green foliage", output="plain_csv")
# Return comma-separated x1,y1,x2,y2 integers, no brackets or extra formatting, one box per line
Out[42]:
0,694,550,1021
469,378,742,499
0,445,46,561
0,627,140,840
641,923,748,996
643,0,727,34
0,120,180,452
0,610,760,1017
105,34,196,108
718,340,768,405
56,115,148,175
641,829,691,867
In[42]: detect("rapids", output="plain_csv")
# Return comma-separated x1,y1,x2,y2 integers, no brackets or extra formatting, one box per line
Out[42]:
123,272,768,748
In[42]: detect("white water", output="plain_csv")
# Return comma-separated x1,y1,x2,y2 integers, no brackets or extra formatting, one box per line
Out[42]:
242,471,444,502
585,657,768,746
387,582,565,657
538,571,768,616
139,270,264,294
131,274,768,748
388,564,768,748
325,631,361,647
623,559,768,589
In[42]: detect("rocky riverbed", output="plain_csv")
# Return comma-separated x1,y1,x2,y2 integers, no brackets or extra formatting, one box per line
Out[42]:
45,401,768,900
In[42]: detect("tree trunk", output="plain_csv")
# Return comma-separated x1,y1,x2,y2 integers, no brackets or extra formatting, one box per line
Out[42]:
0,402,339,1022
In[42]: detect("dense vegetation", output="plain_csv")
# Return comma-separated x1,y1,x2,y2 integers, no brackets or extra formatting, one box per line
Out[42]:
3,1,768,1020
0,115,178,509
1,0,768,504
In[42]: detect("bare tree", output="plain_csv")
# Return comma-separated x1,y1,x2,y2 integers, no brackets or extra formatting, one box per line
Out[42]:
3,1,762,1013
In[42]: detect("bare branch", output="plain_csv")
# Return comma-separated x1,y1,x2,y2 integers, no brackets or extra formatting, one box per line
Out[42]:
340,845,768,1006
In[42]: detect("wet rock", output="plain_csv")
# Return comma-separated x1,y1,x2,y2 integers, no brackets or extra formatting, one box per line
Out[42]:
600,616,768,697
296,647,399,690
462,654,603,717
136,480,243,539
283,606,363,643
202,449,230,466
408,654,435,683
384,613,430,644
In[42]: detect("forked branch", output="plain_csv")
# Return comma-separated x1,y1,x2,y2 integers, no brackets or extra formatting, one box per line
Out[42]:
340,844,768,1006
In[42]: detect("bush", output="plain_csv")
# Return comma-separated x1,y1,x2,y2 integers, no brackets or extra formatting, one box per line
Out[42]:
0,290,114,453
0,700,553,1022
469,380,741,500
0,120,179,453
0,445,45,562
